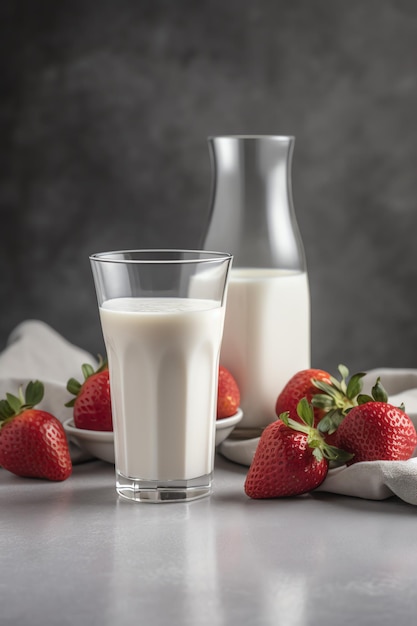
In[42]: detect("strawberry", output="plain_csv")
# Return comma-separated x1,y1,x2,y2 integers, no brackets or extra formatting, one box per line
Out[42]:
217,365,240,419
65,359,112,431
275,368,333,425
244,398,352,499
0,381,72,481
334,377,417,464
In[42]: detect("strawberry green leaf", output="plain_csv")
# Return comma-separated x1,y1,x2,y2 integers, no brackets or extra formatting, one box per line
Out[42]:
311,393,335,410
371,378,388,403
297,397,314,427
0,399,14,421
317,414,331,433
66,378,82,396
338,363,350,382
6,393,21,414
82,364,95,380
322,444,354,464
328,375,344,393
279,411,290,426
346,372,366,400
312,379,339,397
24,380,44,407
357,393,373,405
282,411,314,436
286,416,310,435
317,409,345,435
312,447,324,462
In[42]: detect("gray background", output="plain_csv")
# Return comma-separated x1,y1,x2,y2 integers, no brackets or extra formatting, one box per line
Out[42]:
1,0,417,375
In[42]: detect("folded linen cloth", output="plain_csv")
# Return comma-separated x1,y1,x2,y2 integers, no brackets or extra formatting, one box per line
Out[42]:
314,457,417,504
0,320,98,463
219,369,417,505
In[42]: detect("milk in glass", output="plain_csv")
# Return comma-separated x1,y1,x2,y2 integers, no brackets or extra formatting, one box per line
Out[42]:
99,297,225,481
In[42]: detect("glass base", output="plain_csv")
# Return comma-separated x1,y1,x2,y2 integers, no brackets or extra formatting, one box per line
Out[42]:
116,470,213,503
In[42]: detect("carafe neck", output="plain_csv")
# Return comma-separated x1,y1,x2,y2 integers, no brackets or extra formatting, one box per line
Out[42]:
204,135,306,272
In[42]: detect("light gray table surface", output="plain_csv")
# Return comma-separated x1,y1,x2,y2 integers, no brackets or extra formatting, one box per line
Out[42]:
1,453,417,626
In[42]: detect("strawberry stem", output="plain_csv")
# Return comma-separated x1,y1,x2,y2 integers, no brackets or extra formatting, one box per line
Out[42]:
312,364,367,435
279,397,354,464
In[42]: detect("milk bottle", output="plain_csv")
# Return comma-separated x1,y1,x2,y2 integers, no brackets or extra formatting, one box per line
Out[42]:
204,136,310,430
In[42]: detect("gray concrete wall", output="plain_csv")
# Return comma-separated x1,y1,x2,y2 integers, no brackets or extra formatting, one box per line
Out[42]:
1,0,417,375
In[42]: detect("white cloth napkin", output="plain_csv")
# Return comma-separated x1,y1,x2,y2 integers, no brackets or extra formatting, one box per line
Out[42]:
219,369,417,504
0,320,98,463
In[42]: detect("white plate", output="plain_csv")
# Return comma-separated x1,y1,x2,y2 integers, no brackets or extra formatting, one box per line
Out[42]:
63,408,243,465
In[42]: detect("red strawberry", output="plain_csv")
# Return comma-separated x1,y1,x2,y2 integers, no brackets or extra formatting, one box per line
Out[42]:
334,378,417,464
217,365,240,419
275,368,332,425
66,359,112,431
245,399,352,499
0,381,72,481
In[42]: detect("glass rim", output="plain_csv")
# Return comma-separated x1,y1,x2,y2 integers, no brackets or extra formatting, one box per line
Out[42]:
208,134,295,141
89,249,233,265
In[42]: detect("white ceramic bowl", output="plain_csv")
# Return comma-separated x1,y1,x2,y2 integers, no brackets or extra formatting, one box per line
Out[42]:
64,408,243,465
215,408,243,446
64,420,115,464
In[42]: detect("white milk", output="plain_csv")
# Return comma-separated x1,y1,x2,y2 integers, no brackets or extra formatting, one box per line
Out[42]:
220,268,310,429
99,297,225,481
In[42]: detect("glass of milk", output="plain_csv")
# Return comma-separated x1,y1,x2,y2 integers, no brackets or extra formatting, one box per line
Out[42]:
90,249,232,503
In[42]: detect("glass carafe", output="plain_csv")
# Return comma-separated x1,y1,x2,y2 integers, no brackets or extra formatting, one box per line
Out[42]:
203,135,310,433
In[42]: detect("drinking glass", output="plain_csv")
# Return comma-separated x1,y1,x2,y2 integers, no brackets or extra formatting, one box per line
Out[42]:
90,249,232,502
